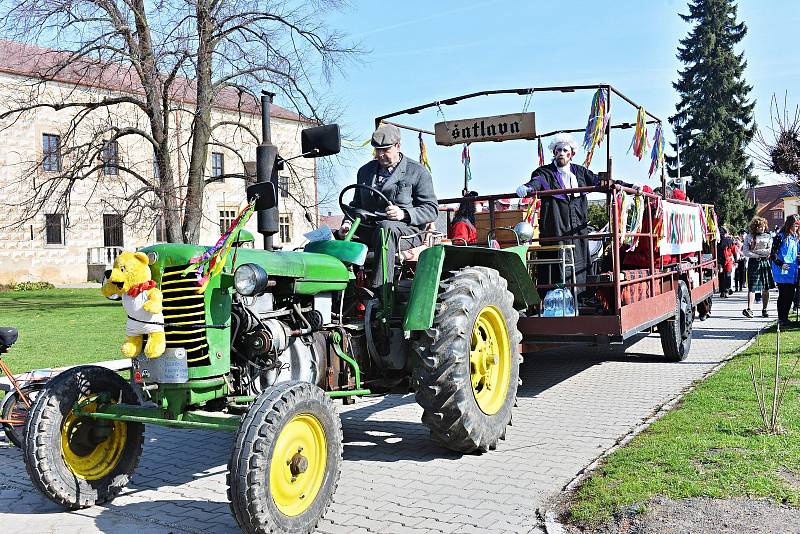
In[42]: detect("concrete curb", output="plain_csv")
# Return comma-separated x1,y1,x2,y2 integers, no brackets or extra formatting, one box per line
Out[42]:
0,358,131,393
537,321,772,533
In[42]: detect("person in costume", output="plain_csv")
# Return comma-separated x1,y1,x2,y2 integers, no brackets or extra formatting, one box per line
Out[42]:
516,133,636,299
770,214,800,327
742,216,773,318
448,191,478,245
338,123,438,290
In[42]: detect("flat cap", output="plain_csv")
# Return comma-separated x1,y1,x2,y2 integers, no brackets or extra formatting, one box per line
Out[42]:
371,123,401,148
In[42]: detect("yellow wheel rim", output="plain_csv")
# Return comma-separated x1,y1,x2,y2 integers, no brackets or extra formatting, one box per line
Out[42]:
270,413,327,517
60,400,127,481
470,305,511,415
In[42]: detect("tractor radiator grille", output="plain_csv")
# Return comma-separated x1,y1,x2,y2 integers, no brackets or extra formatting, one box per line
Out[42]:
160,265,209,367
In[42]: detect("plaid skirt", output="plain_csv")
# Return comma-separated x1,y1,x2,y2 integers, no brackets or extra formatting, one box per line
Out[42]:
747,258,774,292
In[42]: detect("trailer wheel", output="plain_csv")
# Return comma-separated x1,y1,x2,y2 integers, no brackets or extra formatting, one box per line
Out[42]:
1,381,45,448
658,280,693,361
23,365,144,509
414,266,522,453
228,381,341,534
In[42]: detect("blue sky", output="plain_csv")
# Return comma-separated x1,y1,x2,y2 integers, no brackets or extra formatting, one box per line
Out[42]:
306,1,800,211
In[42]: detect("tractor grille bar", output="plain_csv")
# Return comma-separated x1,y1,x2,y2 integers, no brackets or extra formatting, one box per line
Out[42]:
160,265,210,367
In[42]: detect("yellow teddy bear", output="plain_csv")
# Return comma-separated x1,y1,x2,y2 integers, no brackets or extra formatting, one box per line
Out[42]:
101,251,166,359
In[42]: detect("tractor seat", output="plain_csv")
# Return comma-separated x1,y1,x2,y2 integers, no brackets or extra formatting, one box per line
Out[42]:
304,240,368,266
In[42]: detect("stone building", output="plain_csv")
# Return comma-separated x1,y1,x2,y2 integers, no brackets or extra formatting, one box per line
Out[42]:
0,39,319,284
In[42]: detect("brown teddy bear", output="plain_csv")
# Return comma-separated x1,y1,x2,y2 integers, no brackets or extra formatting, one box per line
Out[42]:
101,251,166,359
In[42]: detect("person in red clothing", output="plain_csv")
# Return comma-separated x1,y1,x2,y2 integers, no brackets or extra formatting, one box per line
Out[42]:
448,191,478,245
717,225,736,297
622,186,674,269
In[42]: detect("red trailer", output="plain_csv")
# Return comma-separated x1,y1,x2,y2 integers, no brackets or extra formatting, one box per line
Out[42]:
375,83,718,360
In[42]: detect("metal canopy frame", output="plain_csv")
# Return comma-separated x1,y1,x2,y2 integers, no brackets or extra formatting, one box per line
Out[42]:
373,83,668,193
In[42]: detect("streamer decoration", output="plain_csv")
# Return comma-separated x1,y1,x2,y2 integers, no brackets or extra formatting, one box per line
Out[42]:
461,143,472,182
181,201,257,293
649,123,665,177
582,88,610,167
631,106,649,161
418,132,431,172
537,137,545,167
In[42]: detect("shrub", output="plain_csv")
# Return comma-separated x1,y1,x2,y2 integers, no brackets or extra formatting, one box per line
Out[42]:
11,281,56,291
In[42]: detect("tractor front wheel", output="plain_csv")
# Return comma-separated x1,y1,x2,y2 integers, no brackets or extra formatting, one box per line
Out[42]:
23,365,144,508
228,381,342,534
414,266,522,453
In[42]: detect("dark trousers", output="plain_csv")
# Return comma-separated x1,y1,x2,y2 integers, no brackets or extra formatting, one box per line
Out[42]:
355,220,421,288
719,271,731,295
777,283,797,321
735,260,746,291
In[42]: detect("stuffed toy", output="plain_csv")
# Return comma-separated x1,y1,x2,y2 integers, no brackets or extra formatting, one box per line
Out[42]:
101,251,166,359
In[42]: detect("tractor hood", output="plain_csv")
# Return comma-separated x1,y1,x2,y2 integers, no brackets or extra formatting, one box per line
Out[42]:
140,243,350,294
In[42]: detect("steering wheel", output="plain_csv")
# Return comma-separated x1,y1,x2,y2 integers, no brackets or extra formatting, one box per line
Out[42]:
339,183,392,227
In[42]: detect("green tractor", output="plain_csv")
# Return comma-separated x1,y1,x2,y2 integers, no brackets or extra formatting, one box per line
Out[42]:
23,93,539,533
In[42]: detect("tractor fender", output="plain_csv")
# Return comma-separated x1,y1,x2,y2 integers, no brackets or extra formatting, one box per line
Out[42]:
403,244,539,331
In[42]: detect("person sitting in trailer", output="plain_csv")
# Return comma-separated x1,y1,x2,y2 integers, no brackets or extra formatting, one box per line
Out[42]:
515,133,638,299
447,191,478,245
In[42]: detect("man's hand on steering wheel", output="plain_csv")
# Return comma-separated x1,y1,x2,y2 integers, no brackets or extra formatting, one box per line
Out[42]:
338,183,396,230
385,204,405,221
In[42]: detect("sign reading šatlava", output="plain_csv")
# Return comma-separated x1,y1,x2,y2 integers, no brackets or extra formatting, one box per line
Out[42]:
434,112,536,146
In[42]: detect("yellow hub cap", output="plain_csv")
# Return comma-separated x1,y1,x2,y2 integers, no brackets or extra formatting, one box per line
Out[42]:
60,400,127,480
470,305,511,415
270,414,327,517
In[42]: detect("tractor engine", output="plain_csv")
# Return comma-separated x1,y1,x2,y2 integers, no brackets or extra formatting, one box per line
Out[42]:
230,293,327,396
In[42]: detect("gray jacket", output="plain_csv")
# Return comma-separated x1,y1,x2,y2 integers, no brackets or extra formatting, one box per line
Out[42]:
352,155,438,227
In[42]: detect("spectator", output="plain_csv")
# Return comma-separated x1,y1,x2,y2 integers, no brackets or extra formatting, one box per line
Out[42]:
733,234,747,292
770,214,800,327
448,191,478,245
717,226,736,298
742,216,773,318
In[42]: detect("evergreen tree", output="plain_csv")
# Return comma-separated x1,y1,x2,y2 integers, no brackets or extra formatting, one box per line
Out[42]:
668,0,756,228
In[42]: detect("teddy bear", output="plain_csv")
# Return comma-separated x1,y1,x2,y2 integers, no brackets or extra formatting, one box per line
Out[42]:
101,251,166,359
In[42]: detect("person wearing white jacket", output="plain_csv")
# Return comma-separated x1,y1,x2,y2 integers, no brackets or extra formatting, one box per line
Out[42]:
742,216,774,318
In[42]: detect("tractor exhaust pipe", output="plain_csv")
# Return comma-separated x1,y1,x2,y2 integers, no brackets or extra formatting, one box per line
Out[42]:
257,91,280,251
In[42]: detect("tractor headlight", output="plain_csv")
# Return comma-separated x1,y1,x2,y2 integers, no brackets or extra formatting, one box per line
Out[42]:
234,264,269,296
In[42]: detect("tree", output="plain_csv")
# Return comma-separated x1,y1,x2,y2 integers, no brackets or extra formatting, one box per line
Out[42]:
0,0,355,243
587,202,608,230
668,0,756,228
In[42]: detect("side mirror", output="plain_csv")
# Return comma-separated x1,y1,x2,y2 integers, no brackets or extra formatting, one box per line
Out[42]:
247,181,277,211
301,124,341,158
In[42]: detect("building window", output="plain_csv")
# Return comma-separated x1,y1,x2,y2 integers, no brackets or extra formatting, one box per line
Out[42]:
211,152,225,180
279,214,292,243
42,134,61,172
103,214,124,247
102,140,119,175
219,208,237,234
278,175,289,198
45,214,64,245
155,216,166,242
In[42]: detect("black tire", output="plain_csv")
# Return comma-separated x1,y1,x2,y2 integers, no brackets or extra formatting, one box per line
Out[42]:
658,280,693,361
1,382,46,448
414,266,522,453
23,365,144,509
228,381,342,534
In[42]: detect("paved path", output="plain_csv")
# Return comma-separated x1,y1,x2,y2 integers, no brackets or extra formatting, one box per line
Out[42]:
0,290,773,533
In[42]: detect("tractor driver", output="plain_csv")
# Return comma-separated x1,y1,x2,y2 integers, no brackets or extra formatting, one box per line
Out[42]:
338,123,438,291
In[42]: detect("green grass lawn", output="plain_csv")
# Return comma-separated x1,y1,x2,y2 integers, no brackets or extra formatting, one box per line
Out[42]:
0,288,126,372
567,327,800,526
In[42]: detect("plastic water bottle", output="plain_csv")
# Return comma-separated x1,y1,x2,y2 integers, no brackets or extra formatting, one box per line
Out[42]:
542,288,576,317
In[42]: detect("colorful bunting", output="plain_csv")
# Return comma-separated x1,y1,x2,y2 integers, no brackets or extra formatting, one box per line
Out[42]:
631,106,649,161
419,132,431,172
537,138,545,167
182,201,256,293
462,143,472,182
649,123,665,177
583,88,610,167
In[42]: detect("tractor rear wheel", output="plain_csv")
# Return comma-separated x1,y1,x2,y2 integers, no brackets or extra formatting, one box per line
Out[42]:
23,365,144,508
414,266,522,453
228,381,342,534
